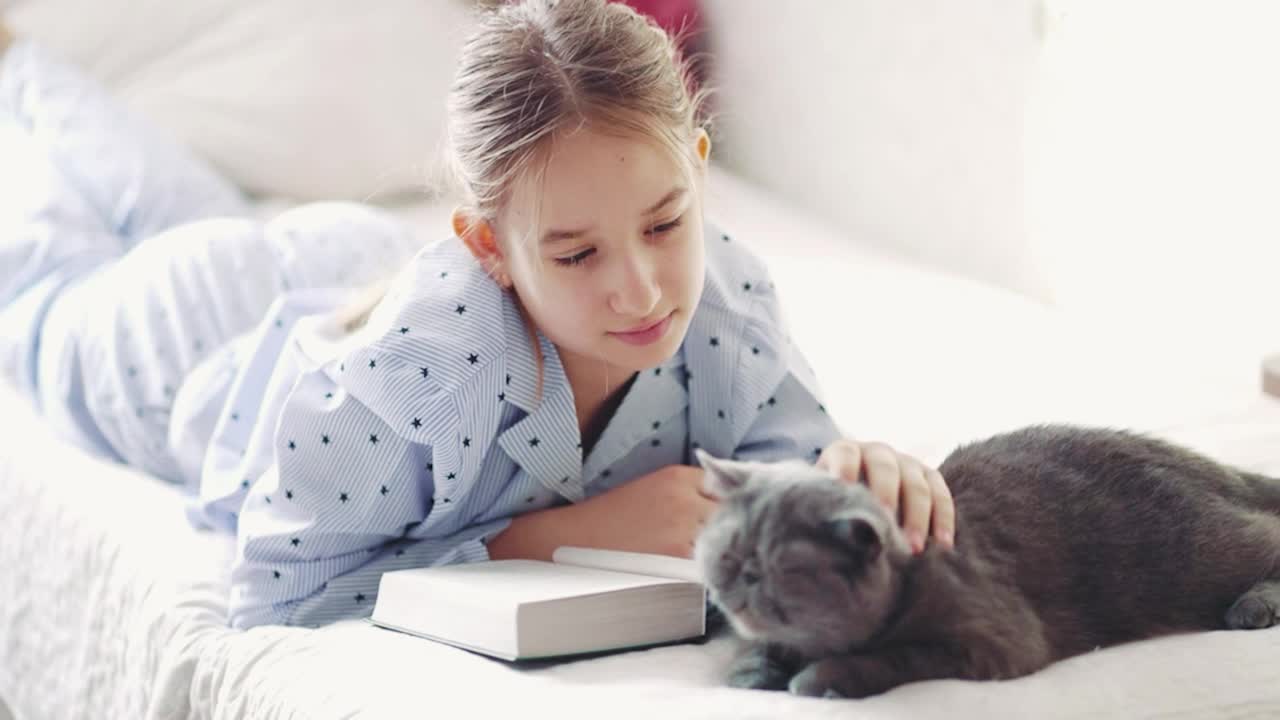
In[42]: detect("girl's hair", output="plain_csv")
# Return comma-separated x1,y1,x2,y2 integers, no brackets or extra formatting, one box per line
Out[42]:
342,0,713,396
446,0,712,224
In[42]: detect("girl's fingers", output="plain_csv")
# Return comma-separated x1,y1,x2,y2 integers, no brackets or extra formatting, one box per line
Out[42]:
816,438,863,484
859,442,901,515
899,459,932,554
819,440,952,553
926,468,956,548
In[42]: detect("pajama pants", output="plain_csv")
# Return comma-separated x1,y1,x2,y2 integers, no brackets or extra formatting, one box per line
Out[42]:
0,40,424,488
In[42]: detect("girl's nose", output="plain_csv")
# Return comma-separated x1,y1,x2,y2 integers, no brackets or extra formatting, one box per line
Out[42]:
609,248,661,318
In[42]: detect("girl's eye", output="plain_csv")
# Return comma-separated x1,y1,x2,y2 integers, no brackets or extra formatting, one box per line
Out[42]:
554,248,596,267
552,216,682,267
648,216,683,235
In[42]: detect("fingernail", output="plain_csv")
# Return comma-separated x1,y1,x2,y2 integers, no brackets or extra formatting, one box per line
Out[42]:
908,530,925,553
944,531,955,548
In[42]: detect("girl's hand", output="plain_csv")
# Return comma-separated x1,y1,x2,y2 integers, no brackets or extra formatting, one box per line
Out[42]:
564,464,719,559
815,438,955,554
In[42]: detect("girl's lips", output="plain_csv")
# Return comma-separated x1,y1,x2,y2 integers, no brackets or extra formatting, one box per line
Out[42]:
609,312,673,346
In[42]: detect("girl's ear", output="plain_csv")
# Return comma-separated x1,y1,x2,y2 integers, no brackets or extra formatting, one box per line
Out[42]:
453,208,510,287
694,128,711,166
695,448,751,498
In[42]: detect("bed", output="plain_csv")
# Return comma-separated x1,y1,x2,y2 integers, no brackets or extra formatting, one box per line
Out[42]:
5,0,1280,715
3,165,1280,720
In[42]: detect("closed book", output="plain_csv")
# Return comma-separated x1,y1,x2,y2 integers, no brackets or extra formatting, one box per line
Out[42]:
370,546,707,661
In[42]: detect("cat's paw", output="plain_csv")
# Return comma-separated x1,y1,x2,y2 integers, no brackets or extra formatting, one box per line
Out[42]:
1226,594,1277,630
727,665,791,691
787,662,846,699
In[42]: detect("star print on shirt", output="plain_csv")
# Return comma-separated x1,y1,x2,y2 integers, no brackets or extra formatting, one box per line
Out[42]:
322,434,330,445
399,327,409,334
368,359,376,369
369,433,379,445
290,537,300,546
455,304,466,315
214,220,844,629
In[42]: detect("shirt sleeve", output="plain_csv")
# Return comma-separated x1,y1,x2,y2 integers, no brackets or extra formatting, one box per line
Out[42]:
731,342,844,465
228,366,510,629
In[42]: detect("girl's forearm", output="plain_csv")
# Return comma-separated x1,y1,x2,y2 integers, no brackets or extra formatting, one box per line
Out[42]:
485,502,591,562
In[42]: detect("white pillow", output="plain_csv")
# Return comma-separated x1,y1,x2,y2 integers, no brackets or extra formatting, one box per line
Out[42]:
8,0,476,201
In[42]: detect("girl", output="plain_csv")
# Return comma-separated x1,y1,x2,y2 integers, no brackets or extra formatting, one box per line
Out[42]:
0,0,954,631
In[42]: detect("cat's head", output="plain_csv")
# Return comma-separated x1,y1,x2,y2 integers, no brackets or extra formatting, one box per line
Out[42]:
693,450,913,655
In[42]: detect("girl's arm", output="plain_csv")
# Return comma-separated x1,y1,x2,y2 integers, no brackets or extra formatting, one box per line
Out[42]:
228,368,506,629
484,503,575,562
488,464,717,561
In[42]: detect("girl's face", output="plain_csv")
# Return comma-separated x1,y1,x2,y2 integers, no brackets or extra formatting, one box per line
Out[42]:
496,126,709,392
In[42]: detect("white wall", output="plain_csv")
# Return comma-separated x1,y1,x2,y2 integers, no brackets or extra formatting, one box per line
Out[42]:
703,0,1050,300
1027,0,1280,347
706,1,1280,352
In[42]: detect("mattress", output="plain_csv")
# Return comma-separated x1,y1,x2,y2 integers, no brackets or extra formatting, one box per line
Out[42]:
3,168,1279,720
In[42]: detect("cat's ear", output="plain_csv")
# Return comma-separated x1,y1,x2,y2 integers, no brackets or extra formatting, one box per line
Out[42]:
826,513,883,562
695,449,752,498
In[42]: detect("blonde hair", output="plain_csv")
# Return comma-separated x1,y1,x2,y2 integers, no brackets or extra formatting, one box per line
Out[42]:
447,0,712,222
344,0,713,397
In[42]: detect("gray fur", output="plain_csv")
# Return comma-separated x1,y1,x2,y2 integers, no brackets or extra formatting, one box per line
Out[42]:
693,425,1280,698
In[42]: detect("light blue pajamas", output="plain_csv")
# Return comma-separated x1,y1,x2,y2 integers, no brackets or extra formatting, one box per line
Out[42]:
1,41,844,631
0,41,422,485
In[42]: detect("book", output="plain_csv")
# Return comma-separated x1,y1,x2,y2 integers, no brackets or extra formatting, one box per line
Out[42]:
369,546,708,661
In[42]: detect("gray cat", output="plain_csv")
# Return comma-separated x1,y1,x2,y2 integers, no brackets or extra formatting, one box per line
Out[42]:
692,424,1280,699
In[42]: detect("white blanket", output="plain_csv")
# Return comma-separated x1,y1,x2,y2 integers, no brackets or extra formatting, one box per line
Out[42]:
3,170,1279,720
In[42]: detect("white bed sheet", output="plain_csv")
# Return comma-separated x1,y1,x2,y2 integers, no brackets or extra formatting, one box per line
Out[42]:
3,169,1280,720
